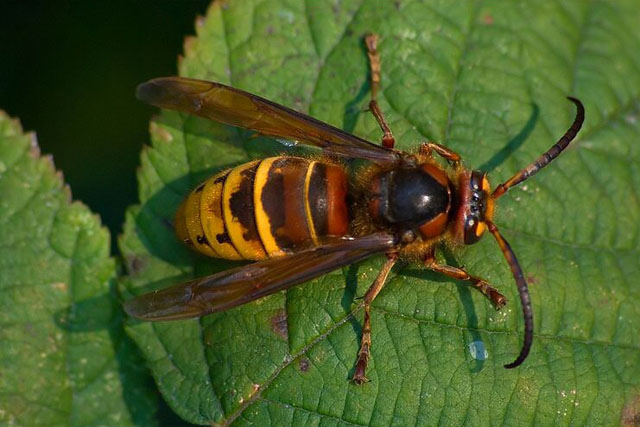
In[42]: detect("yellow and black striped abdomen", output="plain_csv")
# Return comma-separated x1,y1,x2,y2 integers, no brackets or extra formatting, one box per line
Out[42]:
174,156,349,261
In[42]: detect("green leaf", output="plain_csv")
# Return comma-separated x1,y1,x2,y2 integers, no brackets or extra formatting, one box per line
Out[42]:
121,1,640,425
0,111,158,426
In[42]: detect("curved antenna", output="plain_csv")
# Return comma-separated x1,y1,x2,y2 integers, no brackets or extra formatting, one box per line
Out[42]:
492,97,585,199
485,220,533,368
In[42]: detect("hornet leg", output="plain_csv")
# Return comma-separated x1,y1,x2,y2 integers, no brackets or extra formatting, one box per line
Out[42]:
352,252,398,384
365,33,395,149
419,142,461,167
424,249,506,309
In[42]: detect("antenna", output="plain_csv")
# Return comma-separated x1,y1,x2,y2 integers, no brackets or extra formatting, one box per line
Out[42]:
492,97,584,199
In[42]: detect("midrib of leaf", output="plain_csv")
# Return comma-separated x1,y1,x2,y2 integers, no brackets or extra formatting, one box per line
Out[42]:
260,396,367,426
220,298,369,426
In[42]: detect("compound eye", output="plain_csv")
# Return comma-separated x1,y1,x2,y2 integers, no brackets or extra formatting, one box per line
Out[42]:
463,215,482,244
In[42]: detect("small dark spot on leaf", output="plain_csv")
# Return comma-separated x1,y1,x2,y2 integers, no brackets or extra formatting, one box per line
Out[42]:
394,0,402,10
299,357,310,373
266,25,274,35
23,322,37,337
527,275,537,285
622,395,640,426
270,310,288,340
126,254,147,275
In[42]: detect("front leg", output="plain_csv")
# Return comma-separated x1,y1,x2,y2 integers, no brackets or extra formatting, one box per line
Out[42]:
424,250,506,309
420,142,461,166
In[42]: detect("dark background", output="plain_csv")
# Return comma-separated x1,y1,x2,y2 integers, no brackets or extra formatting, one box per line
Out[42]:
1,1,210,251
2,4,212,422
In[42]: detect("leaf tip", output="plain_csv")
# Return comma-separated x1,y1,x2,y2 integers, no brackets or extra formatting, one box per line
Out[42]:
183,37,197,57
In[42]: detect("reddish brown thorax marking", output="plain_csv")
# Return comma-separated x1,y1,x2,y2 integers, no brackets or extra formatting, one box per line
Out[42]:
418,163,452,238
420,163,449,187
418,211,448,238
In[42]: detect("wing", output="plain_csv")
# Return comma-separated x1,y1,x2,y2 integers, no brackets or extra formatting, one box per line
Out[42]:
136,77,400,164
123,233,396,321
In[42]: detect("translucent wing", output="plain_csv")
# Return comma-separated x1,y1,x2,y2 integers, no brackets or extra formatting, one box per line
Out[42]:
124,233,396,321
136,77,400,164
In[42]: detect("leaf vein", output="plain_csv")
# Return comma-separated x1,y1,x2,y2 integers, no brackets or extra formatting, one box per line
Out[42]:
258,396,367,426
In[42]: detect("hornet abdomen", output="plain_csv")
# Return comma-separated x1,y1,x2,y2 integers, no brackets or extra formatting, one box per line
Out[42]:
175,156,349,261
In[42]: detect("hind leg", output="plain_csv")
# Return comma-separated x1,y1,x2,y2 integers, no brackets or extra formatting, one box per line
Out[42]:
352,252,398,384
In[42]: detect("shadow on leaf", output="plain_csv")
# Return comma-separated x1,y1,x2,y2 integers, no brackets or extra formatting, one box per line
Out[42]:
478,103,539,172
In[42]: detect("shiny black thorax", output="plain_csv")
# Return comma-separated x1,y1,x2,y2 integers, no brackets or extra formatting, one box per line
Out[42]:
369,166,451,228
